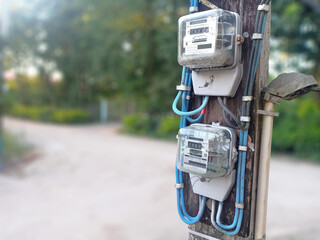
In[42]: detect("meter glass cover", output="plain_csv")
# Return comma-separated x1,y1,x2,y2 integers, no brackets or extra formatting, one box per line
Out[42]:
177,124,236,179
178,9,241,70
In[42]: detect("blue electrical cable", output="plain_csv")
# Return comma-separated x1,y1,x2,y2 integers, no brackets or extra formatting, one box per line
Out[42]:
186,114,204,123
176,165,207,224
172,93,209,116
194,0,198,7
180,71,189,127
190,0,198,7
253,14,268,79
179,166,207,221
184,69,205,124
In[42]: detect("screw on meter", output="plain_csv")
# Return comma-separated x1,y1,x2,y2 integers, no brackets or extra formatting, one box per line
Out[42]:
177,124,237,179
184,137,208,174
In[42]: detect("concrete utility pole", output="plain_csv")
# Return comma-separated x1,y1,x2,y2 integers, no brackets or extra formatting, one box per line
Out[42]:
186,1,271,239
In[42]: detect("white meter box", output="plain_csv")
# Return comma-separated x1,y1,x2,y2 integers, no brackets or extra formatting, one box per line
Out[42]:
178,9,242,70
177,124,237,179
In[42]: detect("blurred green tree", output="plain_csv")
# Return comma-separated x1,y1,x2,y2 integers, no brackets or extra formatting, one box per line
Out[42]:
272,0,320,80
6,0,186,114
272,0,320,160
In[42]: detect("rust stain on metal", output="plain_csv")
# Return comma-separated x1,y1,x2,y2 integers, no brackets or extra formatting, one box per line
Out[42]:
237,35,245,45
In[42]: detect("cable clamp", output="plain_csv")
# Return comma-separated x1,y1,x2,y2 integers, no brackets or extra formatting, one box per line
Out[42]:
258,4,270,12
252,33,263,40
175,183,184,189
176,85,191,91
240,116,251,122
257,109,280,117
242,96,253,102
239,146,248,152
189,6,199,13
235,203,244,209
186,95,191,100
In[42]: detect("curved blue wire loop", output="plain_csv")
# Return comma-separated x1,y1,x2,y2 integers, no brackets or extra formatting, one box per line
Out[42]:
211,200,244,235
186,114,204,123
172,92,209,116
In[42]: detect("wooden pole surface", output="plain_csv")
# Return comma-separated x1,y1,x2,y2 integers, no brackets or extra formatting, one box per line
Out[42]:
186,1,271,239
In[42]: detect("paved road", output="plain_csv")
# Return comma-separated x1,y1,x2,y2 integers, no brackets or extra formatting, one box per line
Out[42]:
1,117,320,240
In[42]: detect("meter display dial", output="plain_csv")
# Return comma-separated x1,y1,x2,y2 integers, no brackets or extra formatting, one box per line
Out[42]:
177,124,237,179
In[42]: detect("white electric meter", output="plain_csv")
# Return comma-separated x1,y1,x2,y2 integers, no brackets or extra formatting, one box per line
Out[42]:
177,124,237,179
178,9,242,70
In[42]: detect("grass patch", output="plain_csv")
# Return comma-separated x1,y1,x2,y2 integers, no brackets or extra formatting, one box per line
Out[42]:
8,105,92,124
121,114,180,140
1,131,32,169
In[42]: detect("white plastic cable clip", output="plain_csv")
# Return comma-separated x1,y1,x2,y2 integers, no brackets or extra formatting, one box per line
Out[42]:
240,116,251,122
235,203,244,209
252,33,263,40
239,146,248,152
189,6,198,12
176,85,191,91
186,95,191,100
242,96,253,102
175,183,184,189
258,4,270,12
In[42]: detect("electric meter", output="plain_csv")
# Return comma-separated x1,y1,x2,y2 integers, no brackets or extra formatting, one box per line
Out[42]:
177,124,237,179
178,9,242,70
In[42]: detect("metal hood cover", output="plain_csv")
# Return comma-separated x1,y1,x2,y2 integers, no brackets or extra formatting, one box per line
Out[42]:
262,72,319,103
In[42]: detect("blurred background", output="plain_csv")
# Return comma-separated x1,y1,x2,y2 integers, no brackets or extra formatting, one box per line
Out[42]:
0,0,319,240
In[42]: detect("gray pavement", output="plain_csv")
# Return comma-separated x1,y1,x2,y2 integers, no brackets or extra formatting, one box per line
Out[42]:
1,117,320,240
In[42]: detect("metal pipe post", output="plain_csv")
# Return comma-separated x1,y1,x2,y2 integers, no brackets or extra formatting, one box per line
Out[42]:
255,101,275,240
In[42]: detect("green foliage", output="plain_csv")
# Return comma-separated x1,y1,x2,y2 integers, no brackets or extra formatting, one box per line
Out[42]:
10,105,50,121
272,0,320,78
272,94,320,161
121,114,153,134
9,105,91,124
7,0,186,113
121,114,179,139
52,109,91,123
268,0,320,160
156,116,180,138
